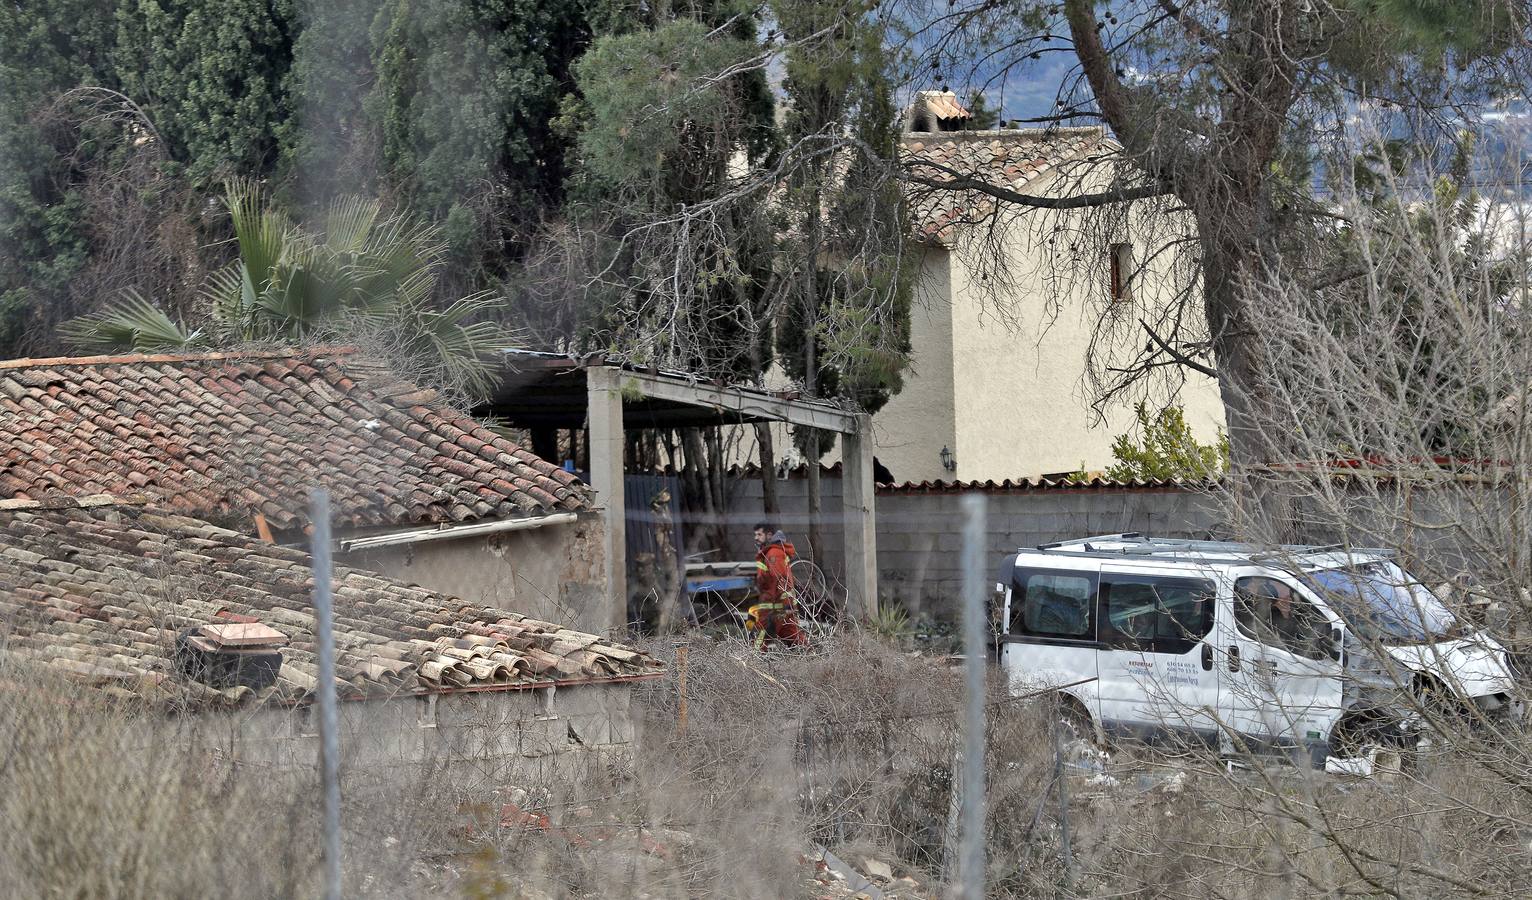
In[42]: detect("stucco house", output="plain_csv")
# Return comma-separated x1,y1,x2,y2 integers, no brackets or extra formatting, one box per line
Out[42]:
847,92,1227,484
0,348,616,633
0,494,660,774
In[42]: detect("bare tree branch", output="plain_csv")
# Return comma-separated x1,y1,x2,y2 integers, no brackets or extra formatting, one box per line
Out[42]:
1142,318,1219,378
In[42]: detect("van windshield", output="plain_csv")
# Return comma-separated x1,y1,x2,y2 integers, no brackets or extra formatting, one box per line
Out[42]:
1305,561,1456,645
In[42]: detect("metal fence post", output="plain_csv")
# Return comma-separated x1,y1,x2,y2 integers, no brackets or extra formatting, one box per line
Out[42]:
957,494,988,899
310,489,342,900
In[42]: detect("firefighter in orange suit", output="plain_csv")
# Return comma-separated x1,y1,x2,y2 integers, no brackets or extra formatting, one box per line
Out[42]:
749,523,808,649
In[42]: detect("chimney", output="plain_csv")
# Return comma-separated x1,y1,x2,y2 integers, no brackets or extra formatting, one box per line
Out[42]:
905,90,972,133
175,621,288,691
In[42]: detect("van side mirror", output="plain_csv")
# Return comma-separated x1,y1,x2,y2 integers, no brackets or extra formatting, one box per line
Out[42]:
1329,627,1344,661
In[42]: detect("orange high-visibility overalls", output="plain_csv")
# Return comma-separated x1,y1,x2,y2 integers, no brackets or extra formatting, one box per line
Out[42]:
749,535,808,649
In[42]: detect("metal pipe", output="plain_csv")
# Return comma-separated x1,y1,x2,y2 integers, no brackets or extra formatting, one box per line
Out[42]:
676,642,689,736
337,511,579,552
958,493,988,899
310,489,342,900
1054,708,1075,882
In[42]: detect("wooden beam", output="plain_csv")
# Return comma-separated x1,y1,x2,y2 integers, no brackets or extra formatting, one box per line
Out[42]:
612,368,859,433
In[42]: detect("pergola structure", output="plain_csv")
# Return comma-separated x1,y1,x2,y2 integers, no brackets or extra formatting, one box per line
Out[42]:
479,351,879,629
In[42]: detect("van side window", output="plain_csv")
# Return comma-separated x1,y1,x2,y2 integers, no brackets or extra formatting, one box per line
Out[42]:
1102,576,1215,653
1012,570,1096,640
1234,577,1331,660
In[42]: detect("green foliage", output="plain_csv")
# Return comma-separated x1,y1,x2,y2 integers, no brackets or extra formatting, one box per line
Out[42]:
964,90,1000,130
283,0,385,201
114,0,298,182
1341,0,1522,63
558,0,781,382
569,20,756,191
1105,404,1229,482
0,2,119,355
1,0,298,356
4,0,910,420
867,603,914,643
63,182,509,399
58,289,199,352
773,0,912,443
368,0,591,272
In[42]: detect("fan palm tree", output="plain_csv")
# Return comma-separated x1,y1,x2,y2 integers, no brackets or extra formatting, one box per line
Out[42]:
62,181,509,400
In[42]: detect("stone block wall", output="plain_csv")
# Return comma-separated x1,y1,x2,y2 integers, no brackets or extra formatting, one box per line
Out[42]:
191,681,641,791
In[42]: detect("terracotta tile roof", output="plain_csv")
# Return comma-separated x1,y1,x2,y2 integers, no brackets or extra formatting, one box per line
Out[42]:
879,476,1215,494
901,127,1108,244
916,90,972,122
0,497,661,707
0,348,591,531
726,462,1211,492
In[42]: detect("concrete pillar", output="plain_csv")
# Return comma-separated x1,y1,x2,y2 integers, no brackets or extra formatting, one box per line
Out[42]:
586,366,626,631
842,413,879,620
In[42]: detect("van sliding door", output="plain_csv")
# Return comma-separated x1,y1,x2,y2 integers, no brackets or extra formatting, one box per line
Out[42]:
1095,567,1220,744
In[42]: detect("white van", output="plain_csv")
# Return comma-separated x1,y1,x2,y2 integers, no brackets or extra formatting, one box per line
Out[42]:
997,534,1520,764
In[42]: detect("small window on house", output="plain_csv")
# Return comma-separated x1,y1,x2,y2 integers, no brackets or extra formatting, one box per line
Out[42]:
912,114,932,132
1109,242,1134,301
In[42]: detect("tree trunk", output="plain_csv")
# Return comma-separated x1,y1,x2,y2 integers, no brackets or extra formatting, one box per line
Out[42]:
681,427,729,554
1200,228,1268,468
806,440,823,562
707,426,727,546
802,177,825,566
1061,0,1298,476
803,266,823,562
756,422,779,516
1197,205,1293,542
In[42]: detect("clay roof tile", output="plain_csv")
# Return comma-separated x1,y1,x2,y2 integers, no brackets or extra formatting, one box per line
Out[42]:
0,348,592,530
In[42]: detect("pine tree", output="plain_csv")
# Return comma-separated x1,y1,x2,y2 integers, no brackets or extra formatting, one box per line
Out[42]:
0,2,121,354
115,0,298,182
368,0,593,278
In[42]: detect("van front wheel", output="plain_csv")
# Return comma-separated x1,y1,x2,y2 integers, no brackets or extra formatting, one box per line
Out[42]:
1329,713,1419,775
1055,697,1101,749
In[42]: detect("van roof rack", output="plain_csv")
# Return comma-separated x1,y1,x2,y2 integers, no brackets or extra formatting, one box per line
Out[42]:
1027,533,1395,565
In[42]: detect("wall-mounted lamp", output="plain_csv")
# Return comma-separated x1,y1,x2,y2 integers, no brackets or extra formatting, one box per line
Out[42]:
940,445,956,473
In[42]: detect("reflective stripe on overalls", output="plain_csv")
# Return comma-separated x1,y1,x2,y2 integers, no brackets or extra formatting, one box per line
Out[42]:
746,602,789,649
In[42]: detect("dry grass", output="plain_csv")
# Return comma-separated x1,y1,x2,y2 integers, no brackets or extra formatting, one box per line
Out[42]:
2,629,1530,898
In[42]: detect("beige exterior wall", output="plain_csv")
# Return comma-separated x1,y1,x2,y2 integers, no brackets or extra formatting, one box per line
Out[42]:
863,248,958,483
341,515,612,634
877,165,1226,481
726,154,1226,484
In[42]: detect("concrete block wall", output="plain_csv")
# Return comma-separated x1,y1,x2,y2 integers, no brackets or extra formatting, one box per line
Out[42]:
727,474,1222,620
724,472,1518,623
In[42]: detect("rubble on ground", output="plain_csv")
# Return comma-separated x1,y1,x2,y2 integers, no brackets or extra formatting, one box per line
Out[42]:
805,847,936,899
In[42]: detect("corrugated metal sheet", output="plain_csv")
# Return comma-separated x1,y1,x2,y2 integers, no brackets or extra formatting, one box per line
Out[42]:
624,474,686,563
